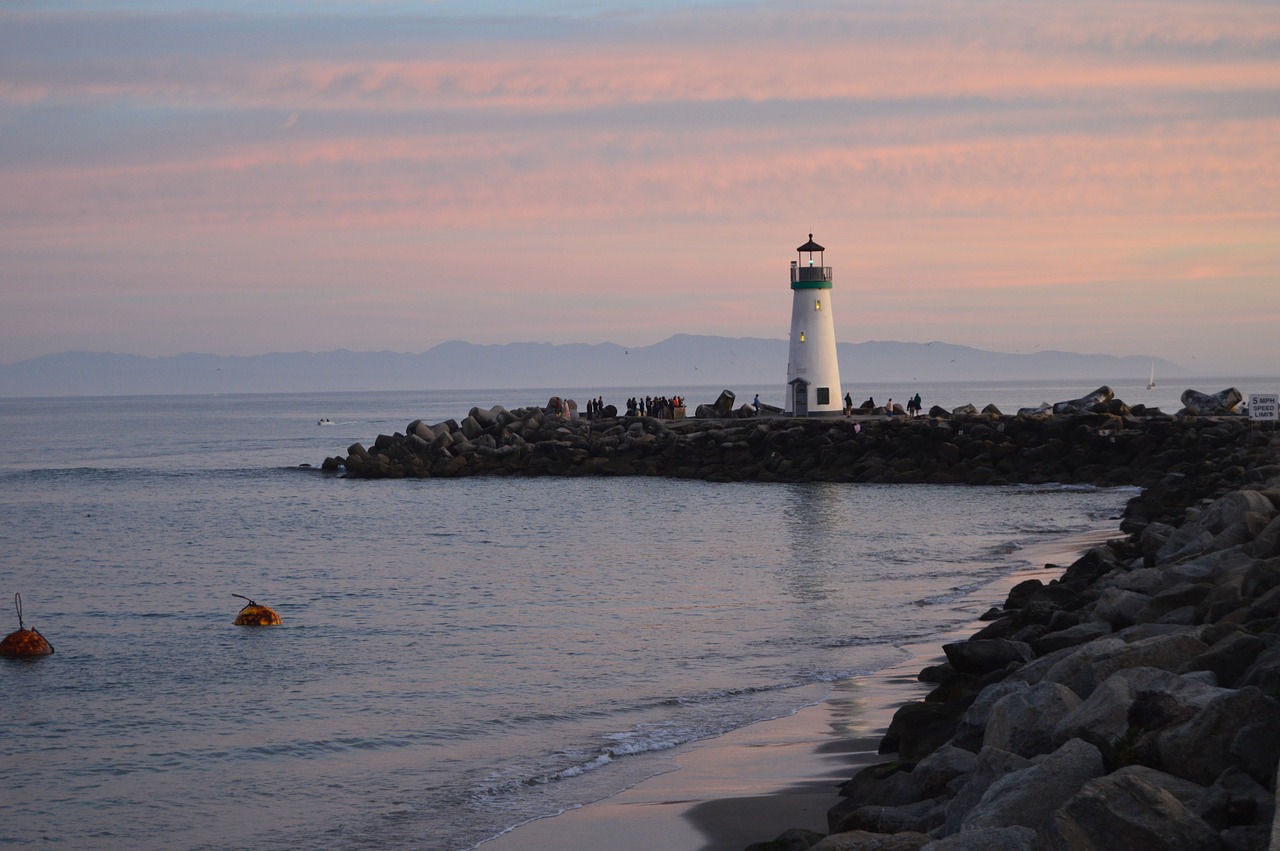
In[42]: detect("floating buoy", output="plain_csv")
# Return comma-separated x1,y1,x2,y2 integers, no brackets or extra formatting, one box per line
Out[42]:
0,593,54,658
233,594,281,626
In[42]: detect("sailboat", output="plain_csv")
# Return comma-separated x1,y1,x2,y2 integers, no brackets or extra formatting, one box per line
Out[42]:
1147,362,1156,390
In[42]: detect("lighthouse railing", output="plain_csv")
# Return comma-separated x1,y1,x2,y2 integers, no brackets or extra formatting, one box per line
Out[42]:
791,266,832,284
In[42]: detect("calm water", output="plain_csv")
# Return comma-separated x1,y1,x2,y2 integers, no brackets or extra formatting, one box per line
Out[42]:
0,386,1156,849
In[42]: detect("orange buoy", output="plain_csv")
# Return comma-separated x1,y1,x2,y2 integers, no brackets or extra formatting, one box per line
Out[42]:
0,594,54,658
233,594,281,626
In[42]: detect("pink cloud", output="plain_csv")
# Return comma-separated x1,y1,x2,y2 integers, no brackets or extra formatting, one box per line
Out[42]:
0,2,1276,371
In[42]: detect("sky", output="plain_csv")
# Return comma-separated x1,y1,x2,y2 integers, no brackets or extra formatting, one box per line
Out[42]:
1,0,1277,374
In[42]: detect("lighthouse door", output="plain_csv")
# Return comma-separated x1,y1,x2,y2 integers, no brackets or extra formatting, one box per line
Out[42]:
790,378,809,417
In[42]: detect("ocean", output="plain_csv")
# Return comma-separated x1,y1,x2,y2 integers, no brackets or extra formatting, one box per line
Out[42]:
0,378,1269,850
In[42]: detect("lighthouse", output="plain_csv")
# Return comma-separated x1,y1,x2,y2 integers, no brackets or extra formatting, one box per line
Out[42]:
786,234,844,416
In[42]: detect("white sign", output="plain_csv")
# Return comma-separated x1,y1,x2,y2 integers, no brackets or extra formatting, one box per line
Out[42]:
1249,393,1279,421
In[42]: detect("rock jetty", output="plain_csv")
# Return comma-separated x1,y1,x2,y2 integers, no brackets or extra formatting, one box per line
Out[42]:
324,387,1264,493
323,386,1280,850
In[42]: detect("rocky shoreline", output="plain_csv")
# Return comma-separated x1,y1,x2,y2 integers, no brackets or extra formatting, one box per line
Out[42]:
323,385,1280,850
739,423,1280,848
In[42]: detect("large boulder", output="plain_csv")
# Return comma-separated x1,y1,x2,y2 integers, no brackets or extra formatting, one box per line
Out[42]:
918,827,1037,851
983,682,1083,758
912,744,978,799
1045,768,1223,850
713,389,736,416
1050,667,1219,756
1179,387,1243,415
1090,587,1152,628
1154,685,1280,785
957,738,1105,834
952,681,1029,752
943,747,1032,835
745,828,825,851
808,832,931,851
1044,630,1209,699
882,700,967,761
1199,490,1278,535
1030,621,1113,655
1052,386,1113,415
1185,631,1270,687
943,639,1034,676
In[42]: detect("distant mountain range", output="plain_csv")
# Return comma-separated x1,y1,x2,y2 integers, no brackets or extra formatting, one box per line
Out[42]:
0,335,1187,397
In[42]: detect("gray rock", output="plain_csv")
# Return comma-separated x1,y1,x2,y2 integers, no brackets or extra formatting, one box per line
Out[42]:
942,639,1034,675
1157,524,1217,564
1199,489,1278,535
1044,631,1209,699
958,738,1104,834
919,827,1037,851
1137,581,1214,624
810,832,932,851
745,828,825,851
835,798,943,835
459,415,484,439
1043,768,1223,850
1090,586,1152,628
1105,764,1211,811
1030,621,1112,655
1247,516,1280,558
952,682,1027,752
1104,566,1171,596
1140,522,1177,560
468,406,496,429
1156,685,1280,785
1052,386,1113,414
830,762,924,822
1051,667,1219,755
913,744,979,799
1003,646,1078,687
983,682,1083,758
942,747,1030,835
1186,631,1269,687
1205,766,1274,832
1237,644,1280,693
1180,386,1243,415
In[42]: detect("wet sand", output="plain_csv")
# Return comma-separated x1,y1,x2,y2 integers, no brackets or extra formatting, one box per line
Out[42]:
478,527,1121,851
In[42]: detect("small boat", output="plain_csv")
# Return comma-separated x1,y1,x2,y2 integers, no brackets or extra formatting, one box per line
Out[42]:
318,418,335,426
1147,363,1156,390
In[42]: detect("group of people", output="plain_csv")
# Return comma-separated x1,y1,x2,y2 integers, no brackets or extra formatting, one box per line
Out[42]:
556,394,690,420
842,392,924,416
624,395,685,418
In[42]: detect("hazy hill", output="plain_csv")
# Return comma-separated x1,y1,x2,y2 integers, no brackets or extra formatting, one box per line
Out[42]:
0,336,1186,397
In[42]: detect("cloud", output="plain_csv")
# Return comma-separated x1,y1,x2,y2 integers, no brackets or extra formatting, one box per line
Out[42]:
0,1,1276,370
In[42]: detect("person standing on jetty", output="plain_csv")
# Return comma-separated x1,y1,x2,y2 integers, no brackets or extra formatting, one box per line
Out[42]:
753,394,761,414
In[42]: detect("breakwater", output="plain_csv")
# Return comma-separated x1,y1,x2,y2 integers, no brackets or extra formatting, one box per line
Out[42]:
324,399,1268,505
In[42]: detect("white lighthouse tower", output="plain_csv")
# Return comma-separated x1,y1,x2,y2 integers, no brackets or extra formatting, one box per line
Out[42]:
786,234,844,416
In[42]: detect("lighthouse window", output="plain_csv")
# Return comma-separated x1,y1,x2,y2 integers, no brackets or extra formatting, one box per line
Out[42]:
815,299,821,311
816,388,830,405
799,331,805,343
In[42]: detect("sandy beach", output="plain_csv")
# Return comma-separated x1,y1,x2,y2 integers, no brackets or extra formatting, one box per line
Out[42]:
479,527,1121,851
